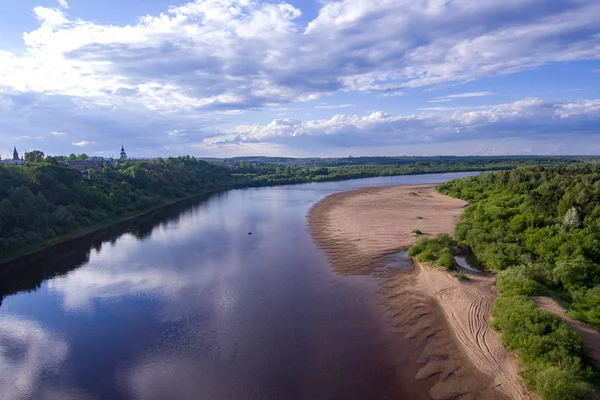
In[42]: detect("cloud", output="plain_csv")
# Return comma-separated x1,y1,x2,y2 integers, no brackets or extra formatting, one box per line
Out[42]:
0,315,87,400
57,0,69,9
315,104,355,109
72,141,92,147
430,92,492,102
444,92,492,99
51,131,67,136
202,98,600,152
0,0,598,111
0,0,599,156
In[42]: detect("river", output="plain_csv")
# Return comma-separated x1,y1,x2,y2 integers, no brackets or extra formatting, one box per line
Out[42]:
0,172,479,400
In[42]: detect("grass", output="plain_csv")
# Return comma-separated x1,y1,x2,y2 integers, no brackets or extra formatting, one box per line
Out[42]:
451,270,470,280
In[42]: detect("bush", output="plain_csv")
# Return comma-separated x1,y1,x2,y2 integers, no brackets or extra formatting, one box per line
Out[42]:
451,270,469,280
497,267,548,296
491,296,590,399
417,248,435,263
412,229,423,235
436,250,457,270
408,237,430,256
535,367,592,400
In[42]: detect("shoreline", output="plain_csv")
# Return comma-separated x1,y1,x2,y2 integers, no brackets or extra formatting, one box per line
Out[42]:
0,190,222,267
308,184,529,400
0,170,484,266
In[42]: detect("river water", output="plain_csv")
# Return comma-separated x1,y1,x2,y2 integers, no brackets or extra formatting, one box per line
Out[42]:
0,172,479,400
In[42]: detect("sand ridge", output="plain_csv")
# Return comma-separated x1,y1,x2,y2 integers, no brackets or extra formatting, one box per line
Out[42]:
308,184,530,400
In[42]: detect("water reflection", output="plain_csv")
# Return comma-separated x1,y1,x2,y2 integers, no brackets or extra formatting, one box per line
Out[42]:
0,172,480,399
0,314,91,400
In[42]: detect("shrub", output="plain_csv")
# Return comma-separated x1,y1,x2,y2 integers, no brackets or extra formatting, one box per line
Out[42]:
451,270,469,280
535,367,592,400
491,296,590,399
412,229,423,235
436,250,457,270
497,267,548,296
408,237,430,256
417,248,435,263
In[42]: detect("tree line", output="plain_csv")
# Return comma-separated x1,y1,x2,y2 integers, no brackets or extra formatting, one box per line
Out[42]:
1,153,598,260
0,156,232,257
439,165,600,399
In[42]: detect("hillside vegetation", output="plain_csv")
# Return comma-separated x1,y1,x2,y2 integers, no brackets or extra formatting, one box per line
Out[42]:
0,157,233,257
439,165,600,399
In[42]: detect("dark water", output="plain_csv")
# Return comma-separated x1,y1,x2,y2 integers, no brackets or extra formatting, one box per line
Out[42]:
0,172,479,400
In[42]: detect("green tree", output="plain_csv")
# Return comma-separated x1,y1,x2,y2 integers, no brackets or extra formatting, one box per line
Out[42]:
24,150,45,163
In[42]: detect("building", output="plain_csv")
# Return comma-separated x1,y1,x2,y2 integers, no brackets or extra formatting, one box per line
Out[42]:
120,144,127,160
0,147,25,165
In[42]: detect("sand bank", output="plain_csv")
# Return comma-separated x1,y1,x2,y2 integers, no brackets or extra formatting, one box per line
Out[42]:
308,184,529,400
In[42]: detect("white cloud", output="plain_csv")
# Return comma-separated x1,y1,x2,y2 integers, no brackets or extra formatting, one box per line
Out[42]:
72,141,92,147
444,92,492,99
0,315,85,400
51,131,67,136
57,0,69,9
0,0,599,156
0,0,597,111
315,104,355,109
430,91,492,102
203,98,600,150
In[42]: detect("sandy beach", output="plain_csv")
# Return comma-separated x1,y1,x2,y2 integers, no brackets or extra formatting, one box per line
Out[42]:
308,184,530,400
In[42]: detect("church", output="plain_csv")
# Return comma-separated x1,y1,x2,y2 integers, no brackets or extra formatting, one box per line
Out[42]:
0,147,25,165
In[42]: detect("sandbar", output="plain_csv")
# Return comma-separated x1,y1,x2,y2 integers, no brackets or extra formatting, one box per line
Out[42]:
308,184,530,400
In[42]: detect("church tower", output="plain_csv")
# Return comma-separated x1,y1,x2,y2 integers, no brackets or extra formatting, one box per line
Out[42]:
120,144,127,160
12,147,19,160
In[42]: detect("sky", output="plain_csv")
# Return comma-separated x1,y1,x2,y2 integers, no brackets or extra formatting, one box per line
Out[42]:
0,0,599,159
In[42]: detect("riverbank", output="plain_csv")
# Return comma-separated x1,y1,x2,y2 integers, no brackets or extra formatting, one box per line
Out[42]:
308,184,529,400
0,190,221,266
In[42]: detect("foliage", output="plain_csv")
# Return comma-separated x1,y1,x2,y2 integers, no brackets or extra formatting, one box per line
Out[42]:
439,165,600,325
440,165,600,398
450,270,469,280
412,229,423,234
496,267,548,296
491,297,593,399
24,150,45,163
0,157,233,257
409,234,457,270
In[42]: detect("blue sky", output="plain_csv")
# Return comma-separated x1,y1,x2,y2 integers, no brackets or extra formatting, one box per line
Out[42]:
0,0,599,158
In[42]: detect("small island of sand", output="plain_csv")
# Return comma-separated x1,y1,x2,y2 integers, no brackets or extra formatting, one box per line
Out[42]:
308,184,530,400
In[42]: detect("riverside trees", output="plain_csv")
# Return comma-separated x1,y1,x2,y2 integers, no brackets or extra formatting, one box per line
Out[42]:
439,165,600,398
0,157,233,256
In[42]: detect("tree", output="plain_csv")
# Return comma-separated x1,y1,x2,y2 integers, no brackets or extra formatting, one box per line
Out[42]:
563,207,580,229
24,150,45,163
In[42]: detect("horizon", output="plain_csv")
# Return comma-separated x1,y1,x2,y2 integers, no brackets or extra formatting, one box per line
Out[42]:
1,0,599,157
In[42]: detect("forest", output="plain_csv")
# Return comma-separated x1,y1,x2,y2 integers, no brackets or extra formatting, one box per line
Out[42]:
0,156,233,258
0,153,598,261
439,165,600,399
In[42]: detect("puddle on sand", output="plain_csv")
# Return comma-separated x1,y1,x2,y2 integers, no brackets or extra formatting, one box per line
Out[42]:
375,251,413,276
455,256,481,273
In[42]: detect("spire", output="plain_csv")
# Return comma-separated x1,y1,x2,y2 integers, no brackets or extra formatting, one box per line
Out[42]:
121,143,124,152
13,146,19,161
